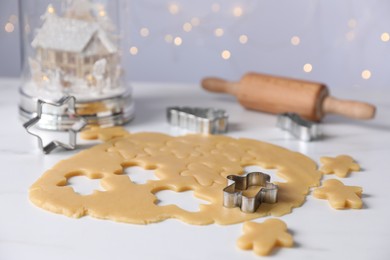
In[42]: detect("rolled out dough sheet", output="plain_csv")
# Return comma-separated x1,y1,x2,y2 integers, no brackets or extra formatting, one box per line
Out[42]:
29,132,321,225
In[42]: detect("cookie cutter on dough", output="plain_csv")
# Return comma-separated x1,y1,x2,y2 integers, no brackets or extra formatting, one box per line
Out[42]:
223,172,278,213
277,112,322,142
167,106,228,134
23,96,87,154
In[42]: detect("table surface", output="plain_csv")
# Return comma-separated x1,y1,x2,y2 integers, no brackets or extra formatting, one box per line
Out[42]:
1,78,389,260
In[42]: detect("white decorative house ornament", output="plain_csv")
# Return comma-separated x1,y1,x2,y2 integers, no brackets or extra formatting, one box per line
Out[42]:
19,0,134,130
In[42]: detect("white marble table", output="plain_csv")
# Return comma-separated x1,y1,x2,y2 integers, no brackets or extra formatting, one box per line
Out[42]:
1,78,389,260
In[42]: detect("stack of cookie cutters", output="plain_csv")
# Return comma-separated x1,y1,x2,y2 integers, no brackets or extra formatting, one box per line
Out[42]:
223,172,278,213
276,112,322,141
167,106,228,134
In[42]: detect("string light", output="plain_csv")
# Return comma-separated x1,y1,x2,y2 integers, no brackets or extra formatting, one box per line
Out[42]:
140,27,150,37
290,36,300,46
25,24,31,33
361,70,371,80
211,3,220,13
168,3,180,15
348,19,357,28
346,19,357,41
346,31,355,41
99,10,106,17
239,35,248,44
381,32,390,42
190,17,200,27
303,63,313,73
214,28,224,37
174,37,182,46
129,46,138,55
96,4,104,11
130,0,380,87
4,22,14,33
233,6,243,17
183,22,192,32
9,15,18,24
221,50,231,60
47,5,55,14
164,34,173,43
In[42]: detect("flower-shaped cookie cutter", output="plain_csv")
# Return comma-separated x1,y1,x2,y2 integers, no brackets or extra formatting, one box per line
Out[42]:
23,96,87,154
223,172,278,213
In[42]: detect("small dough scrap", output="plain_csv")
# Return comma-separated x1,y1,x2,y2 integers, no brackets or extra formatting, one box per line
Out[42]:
29,132,321,225
80,126,130,141
237,219,293,256
313,179,363,209
320,155,360,178
77,102,108,115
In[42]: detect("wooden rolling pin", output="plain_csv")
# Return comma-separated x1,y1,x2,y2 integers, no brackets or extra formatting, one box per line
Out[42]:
201,73,376,121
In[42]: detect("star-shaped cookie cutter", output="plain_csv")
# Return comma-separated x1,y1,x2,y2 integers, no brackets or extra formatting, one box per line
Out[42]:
223,172,278,213
23,96,87,154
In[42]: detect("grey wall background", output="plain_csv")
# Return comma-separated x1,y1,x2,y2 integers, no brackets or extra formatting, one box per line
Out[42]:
1,0,389,89
0,1,20,77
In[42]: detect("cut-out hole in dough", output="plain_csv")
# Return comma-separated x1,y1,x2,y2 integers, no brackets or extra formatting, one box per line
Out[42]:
124,166,159,184
244,165,285,183
66,175,103,195
155,190,210,212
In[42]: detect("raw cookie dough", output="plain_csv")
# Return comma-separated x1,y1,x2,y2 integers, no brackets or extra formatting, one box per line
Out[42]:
313,179,363,209
320,155,360,178
77,102,109,115
80,126,130,141
29,132,321,225
237,219,293,256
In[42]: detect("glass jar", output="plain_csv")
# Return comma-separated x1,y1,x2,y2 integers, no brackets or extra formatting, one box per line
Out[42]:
19,0,134,130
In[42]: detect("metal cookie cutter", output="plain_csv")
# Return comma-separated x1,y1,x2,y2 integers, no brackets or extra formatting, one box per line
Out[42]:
223,172,278,213
277,112,322,141
23,96,87,154
167,106,228,134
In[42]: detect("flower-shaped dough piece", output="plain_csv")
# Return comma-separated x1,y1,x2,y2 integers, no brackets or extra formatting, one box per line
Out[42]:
237,219,293,256
80,126,130,141
313,179,363,209
320,155,360,178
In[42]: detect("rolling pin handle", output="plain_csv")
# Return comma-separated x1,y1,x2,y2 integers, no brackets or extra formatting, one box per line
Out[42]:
322,96,376,120
201,77,239,96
